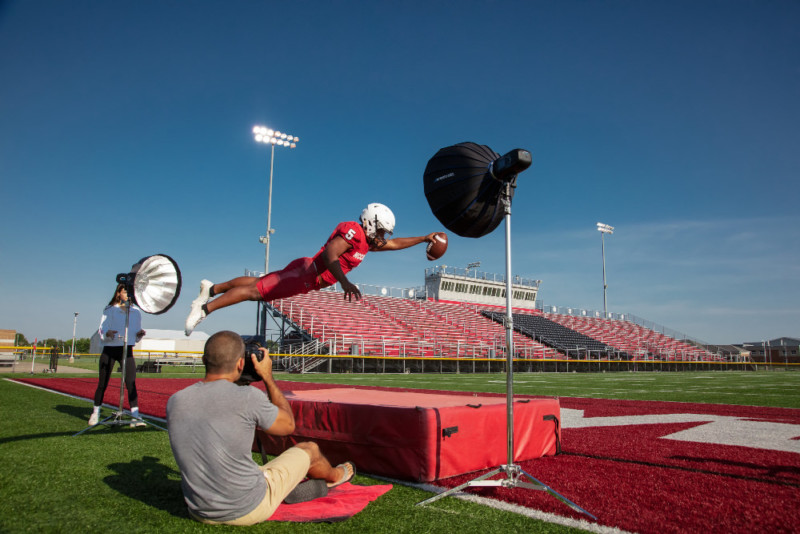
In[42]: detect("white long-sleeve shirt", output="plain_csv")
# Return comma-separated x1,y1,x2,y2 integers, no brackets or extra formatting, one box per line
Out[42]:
98,304,144,347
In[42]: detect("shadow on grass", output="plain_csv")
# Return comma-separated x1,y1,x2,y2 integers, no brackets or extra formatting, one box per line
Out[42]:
56,403,93,421
0,430,78,445
105,455,188,518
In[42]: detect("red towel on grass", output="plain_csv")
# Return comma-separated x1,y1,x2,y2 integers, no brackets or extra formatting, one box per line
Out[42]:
268,482,392,522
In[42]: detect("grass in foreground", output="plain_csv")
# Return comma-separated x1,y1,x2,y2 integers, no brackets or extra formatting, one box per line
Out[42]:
0,378,582,533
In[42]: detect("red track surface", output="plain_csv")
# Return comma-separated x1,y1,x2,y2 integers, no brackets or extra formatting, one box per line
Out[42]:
14,377,800,533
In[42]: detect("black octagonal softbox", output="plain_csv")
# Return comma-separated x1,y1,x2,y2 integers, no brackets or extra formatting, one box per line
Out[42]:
423,142,531,238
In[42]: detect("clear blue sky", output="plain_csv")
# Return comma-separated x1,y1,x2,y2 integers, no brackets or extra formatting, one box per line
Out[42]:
1,1,798,345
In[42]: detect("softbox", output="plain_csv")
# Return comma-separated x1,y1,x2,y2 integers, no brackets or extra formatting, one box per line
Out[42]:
423,142,531,238
117,254,182,315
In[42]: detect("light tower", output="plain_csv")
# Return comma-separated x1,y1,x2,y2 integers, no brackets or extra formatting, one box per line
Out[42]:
596,222,614,317
252,125,299,274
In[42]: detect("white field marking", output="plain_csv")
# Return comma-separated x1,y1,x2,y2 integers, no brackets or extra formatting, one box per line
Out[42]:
561,408,800,454
372,475,630,534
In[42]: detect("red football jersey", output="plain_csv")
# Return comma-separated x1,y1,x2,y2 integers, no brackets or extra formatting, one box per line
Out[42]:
313,221,370,286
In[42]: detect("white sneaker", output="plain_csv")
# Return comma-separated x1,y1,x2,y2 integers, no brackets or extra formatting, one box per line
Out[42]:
185,301,207,336
88,412,99,426
130,419,146,428
194,280,214,307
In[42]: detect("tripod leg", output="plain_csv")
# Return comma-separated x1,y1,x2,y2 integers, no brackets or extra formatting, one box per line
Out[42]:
416,468,503,506
516,468,597,520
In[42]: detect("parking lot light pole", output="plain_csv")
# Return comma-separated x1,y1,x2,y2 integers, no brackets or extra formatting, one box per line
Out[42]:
70,312,78,363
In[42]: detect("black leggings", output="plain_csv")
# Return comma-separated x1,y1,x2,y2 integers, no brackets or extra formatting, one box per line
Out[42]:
93,345,138,408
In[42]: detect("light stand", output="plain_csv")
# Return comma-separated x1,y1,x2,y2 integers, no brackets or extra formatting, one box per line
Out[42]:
417,153,595,520
74,297,165,435
74,254,181,436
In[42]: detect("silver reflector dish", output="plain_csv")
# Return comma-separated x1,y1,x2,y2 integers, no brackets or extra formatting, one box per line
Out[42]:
128,254,182,314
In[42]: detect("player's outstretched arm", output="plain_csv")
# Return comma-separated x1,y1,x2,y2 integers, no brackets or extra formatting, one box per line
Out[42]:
374,232,437,251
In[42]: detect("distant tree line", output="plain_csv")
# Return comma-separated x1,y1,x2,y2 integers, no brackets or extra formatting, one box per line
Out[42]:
14,333,91,354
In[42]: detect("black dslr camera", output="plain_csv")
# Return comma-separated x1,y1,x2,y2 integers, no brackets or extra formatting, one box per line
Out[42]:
238,335,267,384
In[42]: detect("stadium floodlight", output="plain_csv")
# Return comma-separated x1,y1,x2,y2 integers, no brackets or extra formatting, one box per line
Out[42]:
597,222,614,234
597,222,614,317
466,261,481,277
253,124,299,275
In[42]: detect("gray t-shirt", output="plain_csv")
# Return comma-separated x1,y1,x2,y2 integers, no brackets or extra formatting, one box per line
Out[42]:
166,380,278,521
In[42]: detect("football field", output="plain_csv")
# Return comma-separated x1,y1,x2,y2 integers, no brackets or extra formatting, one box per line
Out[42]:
2,369,798,533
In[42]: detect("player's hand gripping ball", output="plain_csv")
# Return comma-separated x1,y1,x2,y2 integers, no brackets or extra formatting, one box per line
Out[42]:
426,232,448,261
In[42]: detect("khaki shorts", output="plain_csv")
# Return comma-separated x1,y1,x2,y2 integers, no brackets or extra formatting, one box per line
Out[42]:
192,447,311,526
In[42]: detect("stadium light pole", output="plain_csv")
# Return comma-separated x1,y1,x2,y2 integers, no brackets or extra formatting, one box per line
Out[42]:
466,261,481,277
252,125,299,275
597,222,614,317
69,312,78,363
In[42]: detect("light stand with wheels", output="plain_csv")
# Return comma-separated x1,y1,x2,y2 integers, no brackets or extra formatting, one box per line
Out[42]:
418,143,595,519
74,254,182,436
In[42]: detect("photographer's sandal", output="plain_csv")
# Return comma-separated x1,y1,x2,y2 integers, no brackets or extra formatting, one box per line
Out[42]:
284,479,328,504
327,462,356,489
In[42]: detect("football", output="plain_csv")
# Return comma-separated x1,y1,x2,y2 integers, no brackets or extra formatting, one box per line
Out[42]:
426,232,448,261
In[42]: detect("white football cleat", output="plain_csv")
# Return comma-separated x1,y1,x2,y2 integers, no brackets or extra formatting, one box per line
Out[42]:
185,302,206,336
194,280,214,306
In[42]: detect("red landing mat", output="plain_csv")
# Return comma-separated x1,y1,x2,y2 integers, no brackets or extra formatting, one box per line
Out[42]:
13,378,559,482
257,388,561,482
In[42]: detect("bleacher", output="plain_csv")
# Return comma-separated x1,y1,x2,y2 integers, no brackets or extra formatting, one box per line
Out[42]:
273,291,556,359
272,289,718,362
482,311,621,357
541,312,717,360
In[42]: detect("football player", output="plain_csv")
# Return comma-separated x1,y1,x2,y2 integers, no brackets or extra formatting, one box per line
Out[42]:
185,203,437,336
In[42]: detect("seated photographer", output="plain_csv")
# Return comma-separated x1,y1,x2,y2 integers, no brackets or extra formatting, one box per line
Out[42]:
166,330,354,525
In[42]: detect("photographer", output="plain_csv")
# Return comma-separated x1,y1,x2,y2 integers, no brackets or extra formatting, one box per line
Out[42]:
166,330,354,525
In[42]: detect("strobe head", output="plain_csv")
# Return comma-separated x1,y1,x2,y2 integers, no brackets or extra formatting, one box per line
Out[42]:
116,254,182,315
423,142,531,238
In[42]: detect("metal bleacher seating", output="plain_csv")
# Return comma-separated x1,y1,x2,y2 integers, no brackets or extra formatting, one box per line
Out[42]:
274,291,556,359
274,290,716,361
482,310,621,357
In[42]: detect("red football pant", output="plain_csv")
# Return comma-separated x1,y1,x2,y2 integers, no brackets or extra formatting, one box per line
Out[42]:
256,257,324,301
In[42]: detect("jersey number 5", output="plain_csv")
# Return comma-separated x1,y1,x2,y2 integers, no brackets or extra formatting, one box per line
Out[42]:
345,228,356,241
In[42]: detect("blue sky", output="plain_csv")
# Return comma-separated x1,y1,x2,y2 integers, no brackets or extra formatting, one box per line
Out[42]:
1,1,798,345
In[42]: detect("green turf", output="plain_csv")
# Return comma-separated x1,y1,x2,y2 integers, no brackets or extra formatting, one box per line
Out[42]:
0,377,583,533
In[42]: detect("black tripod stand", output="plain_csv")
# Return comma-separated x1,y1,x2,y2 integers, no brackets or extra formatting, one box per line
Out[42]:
74,297,165,436
416,181,595,520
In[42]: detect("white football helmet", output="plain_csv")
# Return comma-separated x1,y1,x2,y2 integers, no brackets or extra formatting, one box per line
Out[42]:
360,203,395,245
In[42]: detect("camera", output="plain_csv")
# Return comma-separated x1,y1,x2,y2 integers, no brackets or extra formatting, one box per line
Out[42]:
238,336,267,384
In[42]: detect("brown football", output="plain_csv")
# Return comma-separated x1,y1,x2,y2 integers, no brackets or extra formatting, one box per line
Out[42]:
426,232,448,261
